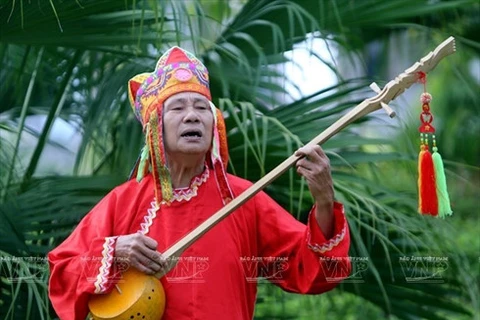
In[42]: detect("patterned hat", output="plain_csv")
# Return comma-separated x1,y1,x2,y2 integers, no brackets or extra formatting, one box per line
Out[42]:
128,47,212,126
128,47,232,205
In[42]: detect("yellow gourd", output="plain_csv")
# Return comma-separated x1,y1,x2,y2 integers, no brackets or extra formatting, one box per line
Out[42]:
88,268,165,320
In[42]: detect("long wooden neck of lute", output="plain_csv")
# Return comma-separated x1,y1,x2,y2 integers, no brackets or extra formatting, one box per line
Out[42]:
156,36,456,278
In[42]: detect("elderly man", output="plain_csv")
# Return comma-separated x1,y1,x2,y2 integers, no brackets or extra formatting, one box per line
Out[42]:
48,47,351,319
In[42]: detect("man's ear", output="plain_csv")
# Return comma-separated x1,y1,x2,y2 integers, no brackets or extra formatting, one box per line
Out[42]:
128,73,150,106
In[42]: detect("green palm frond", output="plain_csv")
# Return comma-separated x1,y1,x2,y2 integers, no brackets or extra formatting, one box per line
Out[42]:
0,250,50,320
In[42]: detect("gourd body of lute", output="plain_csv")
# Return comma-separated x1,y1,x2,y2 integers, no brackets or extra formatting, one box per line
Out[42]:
88,268,165,320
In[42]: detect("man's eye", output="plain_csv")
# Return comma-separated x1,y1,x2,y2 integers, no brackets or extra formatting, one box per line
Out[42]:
196,104,208,110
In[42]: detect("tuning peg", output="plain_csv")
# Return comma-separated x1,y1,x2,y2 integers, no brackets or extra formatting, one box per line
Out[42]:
370,82,396,118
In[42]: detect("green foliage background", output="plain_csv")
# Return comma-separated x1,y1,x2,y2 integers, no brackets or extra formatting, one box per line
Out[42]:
0,0,478,319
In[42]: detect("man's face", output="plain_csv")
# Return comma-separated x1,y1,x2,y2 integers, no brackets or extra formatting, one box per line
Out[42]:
163,91,213,158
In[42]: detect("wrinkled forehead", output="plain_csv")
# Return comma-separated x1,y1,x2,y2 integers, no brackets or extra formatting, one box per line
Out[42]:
164,92,210,108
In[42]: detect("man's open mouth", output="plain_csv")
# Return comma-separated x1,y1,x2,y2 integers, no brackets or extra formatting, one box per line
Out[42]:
181,130,203,138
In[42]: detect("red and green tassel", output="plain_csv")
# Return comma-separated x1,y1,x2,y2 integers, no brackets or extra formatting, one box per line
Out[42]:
417,77,452,218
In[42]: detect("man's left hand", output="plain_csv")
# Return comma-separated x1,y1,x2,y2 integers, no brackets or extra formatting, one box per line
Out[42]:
295,145,335,238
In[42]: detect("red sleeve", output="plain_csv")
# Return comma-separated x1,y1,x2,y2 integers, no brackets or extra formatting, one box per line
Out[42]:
255,192,351,294
48,190,123,320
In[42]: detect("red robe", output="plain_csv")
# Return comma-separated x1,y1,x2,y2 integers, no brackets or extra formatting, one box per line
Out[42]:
48,168,351,319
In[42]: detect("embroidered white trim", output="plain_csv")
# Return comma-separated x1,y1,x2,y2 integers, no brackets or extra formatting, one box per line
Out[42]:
139,200,159,235
171,167,209,202
94,236,117,294
137,168,209,235
307,207,347,254
308,225,346,253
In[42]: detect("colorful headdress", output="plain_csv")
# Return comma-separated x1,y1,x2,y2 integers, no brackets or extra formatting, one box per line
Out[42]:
128,46,232,206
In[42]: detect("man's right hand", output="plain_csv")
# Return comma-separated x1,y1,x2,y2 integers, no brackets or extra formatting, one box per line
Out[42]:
115,233,167,275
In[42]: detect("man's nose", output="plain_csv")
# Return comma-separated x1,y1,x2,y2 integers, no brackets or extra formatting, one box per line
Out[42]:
183,107,200,122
